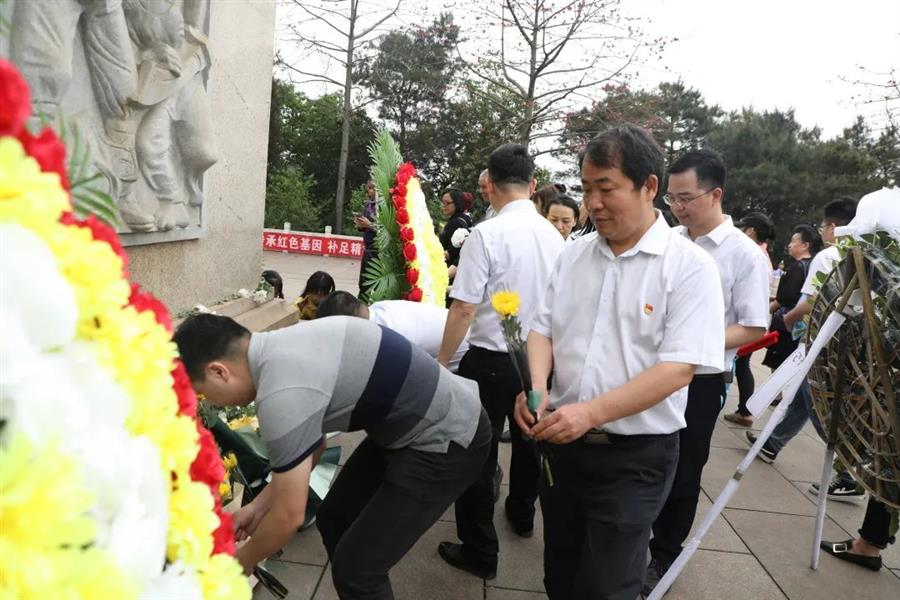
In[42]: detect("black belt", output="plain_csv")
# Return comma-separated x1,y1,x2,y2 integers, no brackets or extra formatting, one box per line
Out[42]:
580,429,677,445
467,345,511,358
693,372,733,384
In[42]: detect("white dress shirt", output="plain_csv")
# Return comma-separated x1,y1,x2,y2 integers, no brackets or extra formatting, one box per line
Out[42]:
368,300,468,372
675,217,771,373
800,245,841,296
532,212,725,435
452,199,565,352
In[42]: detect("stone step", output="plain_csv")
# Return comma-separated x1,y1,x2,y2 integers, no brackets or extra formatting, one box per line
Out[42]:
234,298,298,332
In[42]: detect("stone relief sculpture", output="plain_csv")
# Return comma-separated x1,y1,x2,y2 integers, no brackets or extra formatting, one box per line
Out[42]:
8,0,217,240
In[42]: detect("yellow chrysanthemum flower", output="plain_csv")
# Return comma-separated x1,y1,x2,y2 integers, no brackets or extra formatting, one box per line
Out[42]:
139,413,200,479
222,453,239,472
199,554,252,600
0,137,69,236
167,479,219,568
42,223,130,332
0,436,136,599
491,290,521,318
218,480,232,499
227,415,257,431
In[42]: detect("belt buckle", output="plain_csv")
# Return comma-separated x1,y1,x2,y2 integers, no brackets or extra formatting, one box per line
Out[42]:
584,428,610,445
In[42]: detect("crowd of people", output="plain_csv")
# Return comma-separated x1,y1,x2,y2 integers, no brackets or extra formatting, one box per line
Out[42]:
172,125,892,600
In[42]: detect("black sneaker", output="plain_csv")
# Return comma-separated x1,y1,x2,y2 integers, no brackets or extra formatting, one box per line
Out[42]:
808,479,866,502
641,557,670,597
745,431,777,463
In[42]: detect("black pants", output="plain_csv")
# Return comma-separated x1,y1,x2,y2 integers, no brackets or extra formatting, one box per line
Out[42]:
860,498,895,549
317,412,490,600
734,354,755,416
542,432,679,600
650,375,726,566
453,346,540,568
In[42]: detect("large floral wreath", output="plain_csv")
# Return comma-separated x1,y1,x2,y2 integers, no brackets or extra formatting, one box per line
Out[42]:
361,130,448,305
0,60,248,599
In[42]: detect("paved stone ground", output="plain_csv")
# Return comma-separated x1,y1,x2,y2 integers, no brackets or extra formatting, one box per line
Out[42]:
256,251,900,599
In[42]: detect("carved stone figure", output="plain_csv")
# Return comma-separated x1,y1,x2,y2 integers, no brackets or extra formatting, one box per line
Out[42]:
9,0,217,239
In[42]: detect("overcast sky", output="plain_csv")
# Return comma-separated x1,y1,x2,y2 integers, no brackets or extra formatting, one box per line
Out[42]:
277,0,899,146
630,0,900,137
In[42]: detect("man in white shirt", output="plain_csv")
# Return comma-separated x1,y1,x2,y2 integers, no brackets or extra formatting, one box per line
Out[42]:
644,149,770,593
478,169,497,221
437,143,565,579
315,291,469,372
515,126,725,600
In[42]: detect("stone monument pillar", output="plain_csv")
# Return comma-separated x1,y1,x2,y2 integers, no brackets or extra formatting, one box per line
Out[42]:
1,0,276,312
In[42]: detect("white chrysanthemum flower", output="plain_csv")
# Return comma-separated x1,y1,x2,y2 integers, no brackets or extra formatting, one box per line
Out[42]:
0,223,77,350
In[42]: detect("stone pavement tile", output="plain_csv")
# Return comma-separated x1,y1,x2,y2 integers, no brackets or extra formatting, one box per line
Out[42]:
789,481,900,571
666,549,786,600
701,447,817,515
253,561,323,600
724,508,900,599
711,418,749,449
493,484,545,593
264,252,361,299
313,520,485,600
893,569,900,580
689,492,750,554
280,525,328,567
768,433,827,483
486,588,548,599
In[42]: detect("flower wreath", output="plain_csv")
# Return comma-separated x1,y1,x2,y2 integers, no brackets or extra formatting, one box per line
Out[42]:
362,130,448,304
0,59,248,599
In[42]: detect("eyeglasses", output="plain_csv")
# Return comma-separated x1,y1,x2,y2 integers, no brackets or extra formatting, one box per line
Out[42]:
662,188,718,207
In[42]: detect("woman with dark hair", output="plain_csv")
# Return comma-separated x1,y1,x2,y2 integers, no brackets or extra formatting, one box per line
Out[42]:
294,270,336,321
261,270,284,299
762,224,821,369
530,184,560,215
543,195,579,242
439,188,474,275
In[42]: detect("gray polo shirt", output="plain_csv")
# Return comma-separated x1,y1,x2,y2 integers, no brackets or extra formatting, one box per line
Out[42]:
248,316,482,472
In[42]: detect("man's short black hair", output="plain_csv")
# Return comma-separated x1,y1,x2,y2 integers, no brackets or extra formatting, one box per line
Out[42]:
735,212,776,242
173,314,250,381
823,196,857,227
579,125,664,191
488,143,535,188
316,291,365,319
668,148,727,191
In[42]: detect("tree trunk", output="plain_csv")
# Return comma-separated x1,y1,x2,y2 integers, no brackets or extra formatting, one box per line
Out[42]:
334,0,358,234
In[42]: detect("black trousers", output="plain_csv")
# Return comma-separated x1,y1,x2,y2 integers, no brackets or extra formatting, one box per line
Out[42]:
650,375,726,566
542,432,679,600
317,412,490,600
734,354,755,416
860,498,895,549
453,346,541,568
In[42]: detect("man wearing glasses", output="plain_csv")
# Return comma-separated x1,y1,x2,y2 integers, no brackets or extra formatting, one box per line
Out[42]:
643,149,771,596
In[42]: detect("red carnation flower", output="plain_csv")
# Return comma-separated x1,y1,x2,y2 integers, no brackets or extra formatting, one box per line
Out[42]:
190,424,226,489
171,360,198,417
396,207,410,225
400,226,414,242
129,283,172,332
19,127,70,190
212,506,237,555
392,196,405,211
406,287,423,302
406,268,419,285
61,212,128,270
403,242,417,261
0,59,31,137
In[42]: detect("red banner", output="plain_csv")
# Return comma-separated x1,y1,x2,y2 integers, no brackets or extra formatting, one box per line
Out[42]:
262,230,365,259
